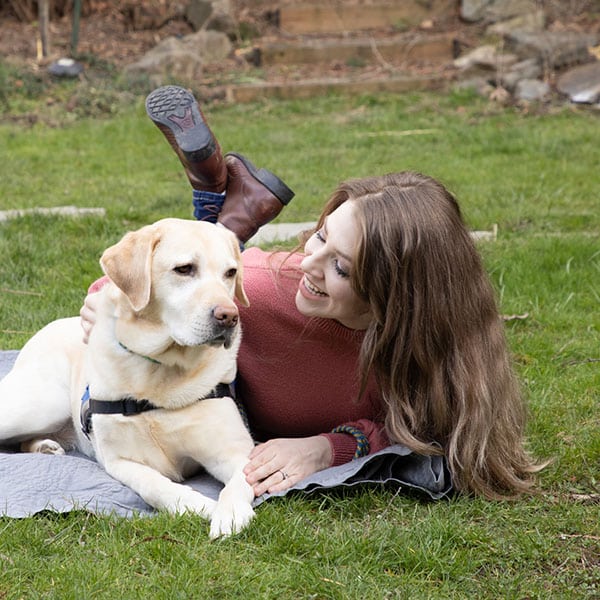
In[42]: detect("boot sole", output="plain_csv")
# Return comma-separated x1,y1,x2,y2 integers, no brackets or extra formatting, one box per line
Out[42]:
145,86,216,162
226,152,295,205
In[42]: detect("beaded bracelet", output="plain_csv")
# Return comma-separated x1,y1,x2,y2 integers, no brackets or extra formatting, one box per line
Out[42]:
330,425,370,459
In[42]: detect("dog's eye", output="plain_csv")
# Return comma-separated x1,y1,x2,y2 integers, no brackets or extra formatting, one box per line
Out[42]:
173,264,195,276
225,268,237,279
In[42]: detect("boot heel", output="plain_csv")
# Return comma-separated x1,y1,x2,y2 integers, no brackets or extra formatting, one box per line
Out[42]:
225,152,295,205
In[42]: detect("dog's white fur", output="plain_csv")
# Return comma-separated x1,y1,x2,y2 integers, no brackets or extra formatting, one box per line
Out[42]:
0,218,256,538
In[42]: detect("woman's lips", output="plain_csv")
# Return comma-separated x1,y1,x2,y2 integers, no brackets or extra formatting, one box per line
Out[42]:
301,276,327,297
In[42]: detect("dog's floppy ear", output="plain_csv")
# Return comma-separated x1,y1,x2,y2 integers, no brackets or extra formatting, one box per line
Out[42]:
100,225,160,312
230,235,249,307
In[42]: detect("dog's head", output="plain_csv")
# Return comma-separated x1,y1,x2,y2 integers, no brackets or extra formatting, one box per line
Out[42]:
100,218,248,350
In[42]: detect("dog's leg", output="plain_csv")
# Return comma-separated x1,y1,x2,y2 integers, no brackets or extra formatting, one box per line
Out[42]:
102,458,217,518
209,460,255,539
183,397,256,538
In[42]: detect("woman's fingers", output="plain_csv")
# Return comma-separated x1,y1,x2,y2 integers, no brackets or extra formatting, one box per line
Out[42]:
253,468,293,496
244,437,333,496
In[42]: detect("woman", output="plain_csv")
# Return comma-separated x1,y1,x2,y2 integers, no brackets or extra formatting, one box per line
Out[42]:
83,86,544,500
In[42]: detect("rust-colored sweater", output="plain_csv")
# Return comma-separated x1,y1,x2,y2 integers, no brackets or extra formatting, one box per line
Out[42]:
238,248,390,466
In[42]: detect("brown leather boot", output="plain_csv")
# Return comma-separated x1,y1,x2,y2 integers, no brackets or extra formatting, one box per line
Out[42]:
218,153,295,243
145,86,227,193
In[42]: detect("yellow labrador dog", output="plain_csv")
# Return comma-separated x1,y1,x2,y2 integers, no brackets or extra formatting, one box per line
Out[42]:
0,218,255,538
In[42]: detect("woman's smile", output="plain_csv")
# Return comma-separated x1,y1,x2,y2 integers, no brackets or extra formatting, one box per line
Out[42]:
301,276,328,298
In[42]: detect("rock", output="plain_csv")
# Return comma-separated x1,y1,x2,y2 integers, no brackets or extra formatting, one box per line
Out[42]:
454,45,492,69
48,58,84,78
125,40,204,83
186,0,213,30
121,0,186,31
454,76,495,97
499,57,542,90
206,12,237,39
186,0,237,38
514,78,550,101
483,0,539,23
506,31,599,69
124,30,232,84
557,61,600,104
460,0,491,22
454,44,518,70
456,5,599,104
486,9,546,36
461,0,538,23
489,85,511,104
180,28,232,62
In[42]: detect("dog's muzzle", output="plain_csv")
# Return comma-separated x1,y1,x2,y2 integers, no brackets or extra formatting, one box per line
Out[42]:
208,305,239,348
206,325,237,349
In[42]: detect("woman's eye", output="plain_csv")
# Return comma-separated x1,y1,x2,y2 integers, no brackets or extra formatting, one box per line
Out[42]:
314,230,325,242
334,261,350,279
225,268,237,279
173,264,195,276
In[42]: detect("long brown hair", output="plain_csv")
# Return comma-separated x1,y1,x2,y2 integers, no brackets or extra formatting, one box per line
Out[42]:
312,171,544,498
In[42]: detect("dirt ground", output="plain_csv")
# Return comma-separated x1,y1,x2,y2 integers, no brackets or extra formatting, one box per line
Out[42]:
0,2,597,82
0,7,194,68
0,1,314,69
0,2,466,96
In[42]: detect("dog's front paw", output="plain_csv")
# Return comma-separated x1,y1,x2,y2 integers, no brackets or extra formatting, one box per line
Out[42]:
209,501,255,539
173,491,217,520
21,438,65,455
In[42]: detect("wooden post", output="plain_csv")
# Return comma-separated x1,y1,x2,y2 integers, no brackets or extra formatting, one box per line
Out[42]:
38,0,50,59
71,0,82,56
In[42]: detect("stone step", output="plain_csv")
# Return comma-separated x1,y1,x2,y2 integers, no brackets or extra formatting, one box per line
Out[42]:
225,72,447,103
248,222,316,245
278,1,454,35
249,222,498,245
259,32,455,66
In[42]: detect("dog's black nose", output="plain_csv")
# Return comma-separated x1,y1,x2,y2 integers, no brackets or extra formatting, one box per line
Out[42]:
212,305,239,329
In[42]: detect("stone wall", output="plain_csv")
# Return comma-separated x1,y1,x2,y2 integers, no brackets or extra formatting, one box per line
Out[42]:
454,0,600,103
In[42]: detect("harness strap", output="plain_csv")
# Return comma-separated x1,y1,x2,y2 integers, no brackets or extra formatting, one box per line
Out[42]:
80,382,233,437
88,396,158,416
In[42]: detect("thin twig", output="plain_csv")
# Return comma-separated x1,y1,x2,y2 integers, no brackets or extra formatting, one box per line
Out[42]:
502,312,529,322
359,129,441,137
1,288,43,296
559,533,600,541
1,330,36,335
369,37,397,72
563,357,600,367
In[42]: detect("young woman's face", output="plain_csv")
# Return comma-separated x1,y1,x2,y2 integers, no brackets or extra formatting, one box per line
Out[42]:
295,200,372,330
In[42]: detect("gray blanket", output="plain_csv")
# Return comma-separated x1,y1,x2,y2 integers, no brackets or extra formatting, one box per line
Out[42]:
0,351,451,518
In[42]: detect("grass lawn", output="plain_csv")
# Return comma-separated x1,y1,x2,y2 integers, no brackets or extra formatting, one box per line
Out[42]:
0,85,598,598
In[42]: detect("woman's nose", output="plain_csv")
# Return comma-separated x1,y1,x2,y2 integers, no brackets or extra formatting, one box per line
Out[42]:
300,248,322,276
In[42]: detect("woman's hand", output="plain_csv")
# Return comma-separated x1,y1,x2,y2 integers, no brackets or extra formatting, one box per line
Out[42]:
243,436,333,496
79,292,100,344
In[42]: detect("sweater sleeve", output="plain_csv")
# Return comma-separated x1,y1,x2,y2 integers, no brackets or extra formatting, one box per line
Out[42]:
321,418,391,467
